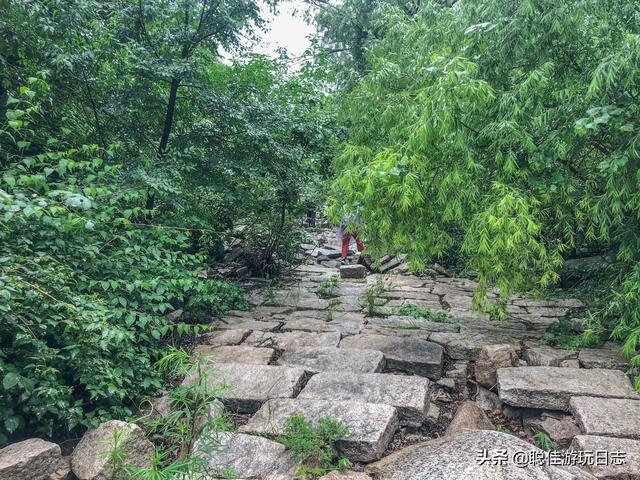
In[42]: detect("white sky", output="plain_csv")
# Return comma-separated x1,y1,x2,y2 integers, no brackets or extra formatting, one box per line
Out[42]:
252,1,316,59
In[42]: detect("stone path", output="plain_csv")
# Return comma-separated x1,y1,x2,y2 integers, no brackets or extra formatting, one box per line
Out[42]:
185,235,640,479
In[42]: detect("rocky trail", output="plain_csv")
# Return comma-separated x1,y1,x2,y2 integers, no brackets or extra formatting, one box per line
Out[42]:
2,233,639,480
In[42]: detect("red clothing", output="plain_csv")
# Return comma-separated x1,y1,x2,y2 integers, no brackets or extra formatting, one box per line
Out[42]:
342,230,365,258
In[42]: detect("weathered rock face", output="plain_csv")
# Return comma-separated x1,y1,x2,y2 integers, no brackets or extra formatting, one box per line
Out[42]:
183,363,308,413
197,433,295,478
578,343,628,370
240,398,399,462
444,401,494,436
339,334,443,379
570,396,640,439
340,264,367,279
523,345,577,367
319,472,372,480
367,429,596,480
475,387,503,414
71,420,154,480
0,438,62,480
570,435,640,480
280,346,385,373
191,344,275,364
497,367,638,411
199,328,250,346
474,344,520,388
297,371,430,426
524,413,581,449
244,330,341,349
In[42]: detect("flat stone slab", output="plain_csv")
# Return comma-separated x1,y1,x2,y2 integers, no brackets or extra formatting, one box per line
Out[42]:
570,396,640,439
429,332,520,360
212,318,281,331
199,328,250,346
340,334,443,379
0,439,62,480
283,317,364,335
497,367,638,411
298,372,430,426
367,315,458,333
570,435,640,480
240,398,398,462
579,343,628,370
280,346,385,373
367,429,596,479
184,363,308,413
191,345,275,364
523,345,577,366
244,330,341,349
197,433,295,478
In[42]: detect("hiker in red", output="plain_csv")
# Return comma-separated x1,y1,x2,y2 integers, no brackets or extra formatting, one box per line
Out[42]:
336,215,365,260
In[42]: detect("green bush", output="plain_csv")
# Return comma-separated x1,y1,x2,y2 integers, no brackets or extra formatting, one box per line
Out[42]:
395,303,456,324
0,84,245,444
278,414,350,479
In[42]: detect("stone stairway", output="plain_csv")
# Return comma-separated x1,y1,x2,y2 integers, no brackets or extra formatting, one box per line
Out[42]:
189,257,640,479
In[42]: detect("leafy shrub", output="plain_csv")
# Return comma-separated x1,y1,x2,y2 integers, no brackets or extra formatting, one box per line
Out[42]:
318,275,339,299
533,431,555,452
0,83,245,444
395,303,456,324
278,414,350,478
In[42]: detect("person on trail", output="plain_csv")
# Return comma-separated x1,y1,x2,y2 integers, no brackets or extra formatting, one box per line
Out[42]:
336,215,365,261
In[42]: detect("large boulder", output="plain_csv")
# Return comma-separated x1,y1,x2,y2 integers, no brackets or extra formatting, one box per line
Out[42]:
474,344,520,389
570,435,640,480
71,420,154,480
366,429,596,479
0,438,63,480
444,401,494,436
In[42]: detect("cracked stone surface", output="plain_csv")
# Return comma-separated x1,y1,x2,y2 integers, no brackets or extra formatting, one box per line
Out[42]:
280,346,385,373
570,396,640,439
184,363,308,413
240,398,399,462
191,345,276,364
340,334,443,379
497,367,638,411
0,439,62,480
243,330,341,349
297,371,430,426
570,435,640,480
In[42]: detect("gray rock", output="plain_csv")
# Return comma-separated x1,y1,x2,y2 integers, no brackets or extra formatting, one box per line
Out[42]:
570,396,640,439
340,334,443,379
212,318,281,331
426,403,440,423
367,429,596,479
280,346,385,373
523,346,577,367
475,387,503,414
429,332,520,361
244,330,341,349
319,472,372,480
559,359,581,368
445,401,494,436
474,344,520,389
240,398,398,462
196,433,295,478
527,413,581,450
437,378,456,389
497,367,638,411
366,315,458,333
579,343,628,370
283,317,364,335
340,265,367,279
298,371,430,426
316,247,342,259
199,328,250,346
50,456,72,480
183,363,308,413
71,420,154,480
191,345,275,364
0,438,62,480
570,435,640,480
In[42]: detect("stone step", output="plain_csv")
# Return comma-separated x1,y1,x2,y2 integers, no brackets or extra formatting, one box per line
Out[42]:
570,435,640,480
297,371,430,426
570,396,640,439
244,330,341,349
196,433,295,479
280,346,385,373
240,398,398,462
497,367,638,411
183,363,308,413
199,328,251,346
211,318,281,332
191,345,275,365
339,334,443,379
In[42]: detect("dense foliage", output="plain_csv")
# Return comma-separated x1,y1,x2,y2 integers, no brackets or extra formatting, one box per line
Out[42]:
320,0,640,379
1,0,335,444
